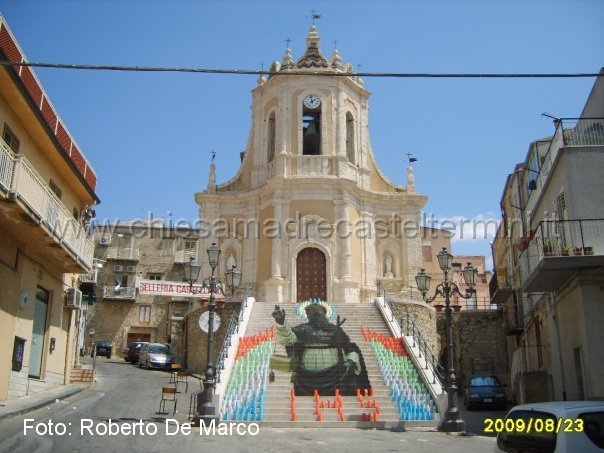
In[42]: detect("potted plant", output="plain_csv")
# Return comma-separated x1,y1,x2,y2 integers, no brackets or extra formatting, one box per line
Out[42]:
433,304,444,313
573,246,583,256
561,247,570,256
452,304,462,312
584,246,594,256
543,240,554,256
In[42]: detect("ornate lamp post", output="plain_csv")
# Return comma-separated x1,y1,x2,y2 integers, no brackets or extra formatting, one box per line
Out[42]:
183,243,241,423
415,247,478,433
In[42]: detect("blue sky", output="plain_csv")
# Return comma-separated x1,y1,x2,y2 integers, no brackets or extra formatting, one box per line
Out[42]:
1,0,603,265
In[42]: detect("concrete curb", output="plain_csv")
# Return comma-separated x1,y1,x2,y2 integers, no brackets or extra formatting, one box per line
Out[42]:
0,384,89,422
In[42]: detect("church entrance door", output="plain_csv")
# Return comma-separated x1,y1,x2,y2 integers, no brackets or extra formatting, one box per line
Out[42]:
296,247,326,301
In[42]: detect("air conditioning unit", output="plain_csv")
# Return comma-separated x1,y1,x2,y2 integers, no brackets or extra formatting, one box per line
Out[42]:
126,265,136,273
65,288,82,309
99,236,111,245
114,265,124,272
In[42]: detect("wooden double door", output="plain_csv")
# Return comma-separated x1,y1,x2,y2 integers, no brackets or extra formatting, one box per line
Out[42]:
296,247,326,301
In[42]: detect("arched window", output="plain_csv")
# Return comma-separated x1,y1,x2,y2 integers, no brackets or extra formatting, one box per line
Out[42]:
267,111,276,163
346,112,355,163
302,95,321,155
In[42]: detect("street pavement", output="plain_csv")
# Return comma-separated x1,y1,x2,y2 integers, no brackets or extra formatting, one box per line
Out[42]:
0,358,501,452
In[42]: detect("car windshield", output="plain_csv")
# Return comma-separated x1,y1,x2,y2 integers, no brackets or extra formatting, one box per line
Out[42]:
469,376,501,386
497,410,556,452
580,411,604,449
148,345,169,354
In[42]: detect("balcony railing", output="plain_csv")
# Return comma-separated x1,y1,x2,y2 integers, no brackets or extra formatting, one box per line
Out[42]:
103,286,136,300
0,140,94,270
503,305,524,335
525,118,604,216
521,219,604,291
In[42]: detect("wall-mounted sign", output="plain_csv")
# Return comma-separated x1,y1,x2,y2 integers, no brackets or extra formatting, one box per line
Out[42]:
138,280,225,299
12,336,26,372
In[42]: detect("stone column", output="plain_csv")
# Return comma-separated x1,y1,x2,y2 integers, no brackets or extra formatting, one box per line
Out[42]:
333,199,359,303
361,210,377,301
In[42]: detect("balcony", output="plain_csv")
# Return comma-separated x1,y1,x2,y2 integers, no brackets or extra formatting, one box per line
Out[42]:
103,286,136,300
525,118,604,216
489,274,515,306
520,219,604,292
0,140,94,271
106,245,139,261
503,305,524,336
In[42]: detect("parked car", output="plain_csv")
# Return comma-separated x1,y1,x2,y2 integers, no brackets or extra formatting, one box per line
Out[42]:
495,401,604,452
464,374,507,410
124,342,149,364
138,343,173,370
92,341,112,358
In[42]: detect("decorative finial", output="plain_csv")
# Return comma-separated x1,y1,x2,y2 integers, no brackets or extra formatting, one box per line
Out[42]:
333,39,338,50
310,9,321,25
285,37,292,48
208,151,217,192
257,63,267,84
406,153,417,193
356,64,364,86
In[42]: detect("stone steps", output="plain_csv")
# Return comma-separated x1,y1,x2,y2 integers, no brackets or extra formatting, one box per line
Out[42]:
218,301,439,428
69,366,94,384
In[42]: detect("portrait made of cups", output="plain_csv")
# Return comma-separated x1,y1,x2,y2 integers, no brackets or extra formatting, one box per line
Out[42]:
271,303,371,396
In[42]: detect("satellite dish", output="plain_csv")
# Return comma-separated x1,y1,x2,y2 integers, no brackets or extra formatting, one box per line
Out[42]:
19,291,29,308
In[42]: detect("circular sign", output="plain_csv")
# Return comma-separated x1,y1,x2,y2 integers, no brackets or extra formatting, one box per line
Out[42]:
19,291,29,308
88,327,96,336
198,311,221,334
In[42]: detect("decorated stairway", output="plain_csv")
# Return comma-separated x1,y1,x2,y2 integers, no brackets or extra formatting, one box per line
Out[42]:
219,300,440,428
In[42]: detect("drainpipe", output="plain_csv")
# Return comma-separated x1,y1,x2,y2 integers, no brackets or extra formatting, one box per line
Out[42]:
550,291,567,400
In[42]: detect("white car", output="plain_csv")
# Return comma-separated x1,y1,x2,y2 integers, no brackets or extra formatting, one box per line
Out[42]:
495,401,604,452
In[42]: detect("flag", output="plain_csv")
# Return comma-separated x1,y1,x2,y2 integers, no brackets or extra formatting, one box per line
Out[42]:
409,157,418,163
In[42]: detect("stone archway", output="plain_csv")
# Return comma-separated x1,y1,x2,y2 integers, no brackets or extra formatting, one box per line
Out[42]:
296,247,327,301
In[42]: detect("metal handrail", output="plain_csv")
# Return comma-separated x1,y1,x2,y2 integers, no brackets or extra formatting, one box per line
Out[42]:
404,310,445,386
215,281,253,384
377,283,444,387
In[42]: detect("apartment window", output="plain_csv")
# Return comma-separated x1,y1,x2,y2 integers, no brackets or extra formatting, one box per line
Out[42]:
49,179,62,199
148,274,163,281
114,274,128,287
139,305,151,324
2,123,20,152
159,238,174,255
184,240,197,253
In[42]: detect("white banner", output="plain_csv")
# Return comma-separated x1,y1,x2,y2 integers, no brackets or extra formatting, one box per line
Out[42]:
138,279,224,299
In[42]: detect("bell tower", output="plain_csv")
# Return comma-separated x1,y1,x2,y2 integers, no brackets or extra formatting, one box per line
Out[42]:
247,25,374,188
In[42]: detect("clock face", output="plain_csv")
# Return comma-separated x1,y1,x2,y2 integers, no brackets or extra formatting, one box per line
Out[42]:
303,95,321,109
198,311,221,334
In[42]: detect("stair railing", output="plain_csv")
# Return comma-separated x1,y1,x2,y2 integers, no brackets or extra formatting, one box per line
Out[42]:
375,283,445,397
404,310,445,387
191,282,254,420
215,281,253,384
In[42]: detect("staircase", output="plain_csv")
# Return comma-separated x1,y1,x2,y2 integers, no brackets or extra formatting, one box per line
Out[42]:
69,366,94,384
220,301,439,429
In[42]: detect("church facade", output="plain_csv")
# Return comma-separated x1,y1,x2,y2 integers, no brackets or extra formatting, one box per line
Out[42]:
195,26,427,304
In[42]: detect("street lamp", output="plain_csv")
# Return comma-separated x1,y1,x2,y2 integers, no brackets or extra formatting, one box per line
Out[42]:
415,248,478,433
183,243,241,423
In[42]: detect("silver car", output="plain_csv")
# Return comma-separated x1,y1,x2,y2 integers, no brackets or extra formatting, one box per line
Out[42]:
495,400,604,452
137,343,173,370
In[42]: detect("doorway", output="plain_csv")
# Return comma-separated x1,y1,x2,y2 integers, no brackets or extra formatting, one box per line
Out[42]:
296,247,326,301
